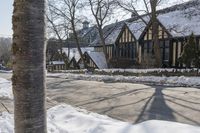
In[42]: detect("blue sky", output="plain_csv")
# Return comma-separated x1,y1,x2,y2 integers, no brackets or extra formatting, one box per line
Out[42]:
0,0,13,37
0,0,190,37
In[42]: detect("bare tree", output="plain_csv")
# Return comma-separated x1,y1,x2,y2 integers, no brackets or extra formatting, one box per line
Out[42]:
117,0,162,67
12,0,47,132
47,0,88,68
88,0,115,66
47,0,70,65
150,0,162,67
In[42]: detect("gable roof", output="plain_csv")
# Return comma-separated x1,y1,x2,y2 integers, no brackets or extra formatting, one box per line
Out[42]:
62,47,94,62
157,0,200,37
91,0,200,46
126,16,149,40
90,22,125,46
86,51,108,69
77,26,97,38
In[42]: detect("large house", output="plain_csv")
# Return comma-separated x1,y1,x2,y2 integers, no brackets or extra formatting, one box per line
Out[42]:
50,0,200,70
91,0,200,68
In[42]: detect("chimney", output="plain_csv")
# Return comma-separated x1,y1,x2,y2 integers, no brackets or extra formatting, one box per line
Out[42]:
82,21,89,29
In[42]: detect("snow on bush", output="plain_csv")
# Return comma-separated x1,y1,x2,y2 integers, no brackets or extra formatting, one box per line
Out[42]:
59,73,200,87
0,78,13,100
59,68,200,74
1,104,200,133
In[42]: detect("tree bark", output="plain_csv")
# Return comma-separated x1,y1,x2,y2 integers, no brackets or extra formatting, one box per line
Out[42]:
71,21,88,68
12,0,47,132
98,27,109,66
151,0,161,67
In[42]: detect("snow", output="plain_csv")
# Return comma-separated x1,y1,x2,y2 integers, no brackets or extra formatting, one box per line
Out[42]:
1,104,200,133
0,112,13,133
105,22,125,45
87,51,108,69
63,47,94,62
50,61,65,65
91,0,200,48
126,16,150,40
0,78,13,100
59,73,200,87
158,1,200,37
0,70,12,73
58,68,199,74
96,68,199,73
91,22,125,46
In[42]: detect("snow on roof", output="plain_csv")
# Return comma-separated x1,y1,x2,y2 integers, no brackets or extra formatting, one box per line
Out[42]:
91,0,200,47
126,16,150,40
90,21,128,46
105,22,125,45
157,1,200,37
77,26,96,38
87,51,108,69
63,47,94,62
50,61,65,65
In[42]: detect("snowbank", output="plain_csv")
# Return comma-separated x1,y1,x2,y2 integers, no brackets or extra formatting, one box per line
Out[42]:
0,78,13,100
59,68,200,74
0,70,12,73
1,104,200,133
48,73,200,87
96,68,199,74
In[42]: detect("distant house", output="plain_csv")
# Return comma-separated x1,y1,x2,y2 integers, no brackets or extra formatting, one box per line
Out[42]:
62,47,95,69
47,61,66,72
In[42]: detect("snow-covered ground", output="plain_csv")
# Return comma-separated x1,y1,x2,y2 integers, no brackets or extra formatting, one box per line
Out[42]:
0,77,13,100
1,104,200,133
48,73,200,87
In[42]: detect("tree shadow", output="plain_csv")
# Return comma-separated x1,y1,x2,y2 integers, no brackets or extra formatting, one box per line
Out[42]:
135,85,200,125
76,87,152,106
136,86,175,123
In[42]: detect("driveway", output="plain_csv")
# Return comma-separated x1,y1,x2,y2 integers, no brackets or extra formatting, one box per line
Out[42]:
46,76,200,126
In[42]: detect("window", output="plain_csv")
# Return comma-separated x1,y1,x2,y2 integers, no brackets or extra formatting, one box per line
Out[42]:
118,43,135,59
173,42,176,66
199,38,200,50
178,42,182,58
165,48,169,61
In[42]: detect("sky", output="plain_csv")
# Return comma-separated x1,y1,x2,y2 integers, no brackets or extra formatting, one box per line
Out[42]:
0,0,13,37
0,0,191,37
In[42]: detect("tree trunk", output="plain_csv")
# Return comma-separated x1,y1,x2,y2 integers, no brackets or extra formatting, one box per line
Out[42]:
151,0,161,67
12,0,47,132
98,28,109,67
71,22,88,69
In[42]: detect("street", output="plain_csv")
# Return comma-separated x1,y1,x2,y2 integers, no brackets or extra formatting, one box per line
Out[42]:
1,72,200,126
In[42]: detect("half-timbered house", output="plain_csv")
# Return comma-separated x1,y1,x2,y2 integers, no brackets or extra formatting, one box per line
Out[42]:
48,0,200,69
90,0,200,68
